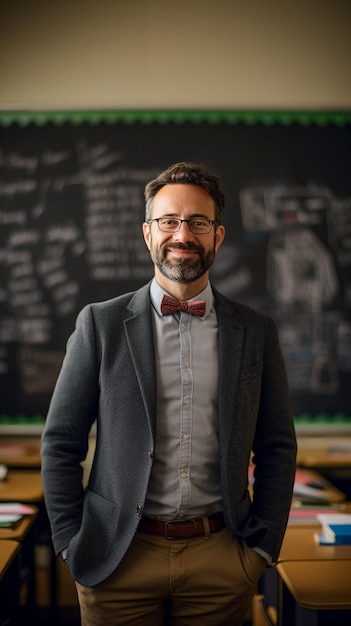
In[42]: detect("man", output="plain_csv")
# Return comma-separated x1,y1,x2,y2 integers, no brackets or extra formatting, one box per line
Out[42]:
41,161,297,625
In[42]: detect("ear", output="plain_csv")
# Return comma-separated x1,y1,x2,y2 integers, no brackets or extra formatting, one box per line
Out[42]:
142,222,151,250
214,225,225,252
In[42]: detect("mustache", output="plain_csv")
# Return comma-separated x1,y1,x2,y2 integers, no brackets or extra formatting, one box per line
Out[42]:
164,242,203,253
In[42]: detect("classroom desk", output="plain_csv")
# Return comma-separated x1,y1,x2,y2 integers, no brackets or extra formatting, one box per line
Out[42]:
279,526,351,561
0,470,57,609
277,559,351,611
0,506,38,542
293,467,346,504
0,540,20,572
0,540,21,625
288,502,351,530
0,469,43,502
257,508,351,626
296,437,351,520
276,560,351,626
297,446,351,468
297,436,351,502
275,524,351,626
0,438,41,468
0,507,39,609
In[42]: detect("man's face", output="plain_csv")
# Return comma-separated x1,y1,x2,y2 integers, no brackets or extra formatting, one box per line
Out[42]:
143,184,225,285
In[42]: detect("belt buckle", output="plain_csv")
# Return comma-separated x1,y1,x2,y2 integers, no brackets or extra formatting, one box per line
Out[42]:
164,519,197,540
164,520,178,540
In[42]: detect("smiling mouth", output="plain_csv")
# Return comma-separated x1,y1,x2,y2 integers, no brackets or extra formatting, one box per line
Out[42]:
168,247,197,255
166,243,201,254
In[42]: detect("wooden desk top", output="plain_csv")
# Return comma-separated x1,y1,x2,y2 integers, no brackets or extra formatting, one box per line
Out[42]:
297,448,351,468
276,559,351,610
0,540,21,582
0,470,43,502
297,437,351,468
0,438,41,468
279,526,351,561
0,506,39,541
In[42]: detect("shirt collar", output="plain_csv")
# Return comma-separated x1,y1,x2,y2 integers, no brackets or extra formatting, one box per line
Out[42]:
150,277,213,319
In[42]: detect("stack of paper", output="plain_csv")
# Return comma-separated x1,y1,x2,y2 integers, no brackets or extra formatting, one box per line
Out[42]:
289,505,343,525
0,502,35,528
293,469,345,504
316,513,351,545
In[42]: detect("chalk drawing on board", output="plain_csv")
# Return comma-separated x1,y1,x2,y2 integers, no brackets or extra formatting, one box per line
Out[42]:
266,229,338,312
238,183,347,395
239,185,332,232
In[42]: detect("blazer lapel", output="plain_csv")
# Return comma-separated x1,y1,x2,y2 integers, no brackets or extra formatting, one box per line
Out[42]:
123,284,157,437
215,291,244,454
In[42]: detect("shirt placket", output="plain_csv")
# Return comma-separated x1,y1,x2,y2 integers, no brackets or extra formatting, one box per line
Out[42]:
178,312,193,513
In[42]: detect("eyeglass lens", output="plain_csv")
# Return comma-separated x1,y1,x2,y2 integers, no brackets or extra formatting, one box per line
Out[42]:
157,218,213,233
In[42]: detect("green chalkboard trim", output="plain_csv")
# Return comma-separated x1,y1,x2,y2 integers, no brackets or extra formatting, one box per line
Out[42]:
0,414,46,425
0,109,351,127
0,413,350,426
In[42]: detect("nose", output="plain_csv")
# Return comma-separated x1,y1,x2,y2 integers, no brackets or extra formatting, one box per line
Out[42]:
173,220,195,240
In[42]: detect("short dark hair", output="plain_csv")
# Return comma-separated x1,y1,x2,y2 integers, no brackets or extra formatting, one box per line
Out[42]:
144,162,225,223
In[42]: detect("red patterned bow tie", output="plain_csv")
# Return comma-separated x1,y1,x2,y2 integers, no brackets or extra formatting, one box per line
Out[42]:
161,294,206,317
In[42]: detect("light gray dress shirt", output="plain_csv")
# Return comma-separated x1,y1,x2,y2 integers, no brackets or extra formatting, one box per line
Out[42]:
143,278,223,520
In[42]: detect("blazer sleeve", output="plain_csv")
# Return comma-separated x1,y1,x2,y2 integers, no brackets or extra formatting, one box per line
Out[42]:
249,317,297,561
41,304,99,555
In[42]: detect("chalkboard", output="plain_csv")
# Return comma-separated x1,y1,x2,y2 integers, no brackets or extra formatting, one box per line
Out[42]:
1,110,351,429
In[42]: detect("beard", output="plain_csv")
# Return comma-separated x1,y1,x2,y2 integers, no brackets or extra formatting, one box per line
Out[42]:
150,239,216,283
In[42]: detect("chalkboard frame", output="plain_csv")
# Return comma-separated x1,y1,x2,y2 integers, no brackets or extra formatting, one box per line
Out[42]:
1,109,351,127
1,109,351,434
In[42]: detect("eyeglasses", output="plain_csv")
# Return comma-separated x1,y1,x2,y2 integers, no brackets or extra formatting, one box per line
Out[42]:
147,217,217,234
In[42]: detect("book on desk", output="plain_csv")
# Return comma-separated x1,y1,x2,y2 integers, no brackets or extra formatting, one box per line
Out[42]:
315,513,351,545
292,468,346,504
287,467,349,526
0,502,36,528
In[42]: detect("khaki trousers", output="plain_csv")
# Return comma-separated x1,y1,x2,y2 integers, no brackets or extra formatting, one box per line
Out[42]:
75,528,267,626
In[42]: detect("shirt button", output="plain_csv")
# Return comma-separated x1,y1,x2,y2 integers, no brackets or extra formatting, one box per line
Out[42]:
180,471,187,479
184,397,190,405
184,360,190,368
182,433,189,440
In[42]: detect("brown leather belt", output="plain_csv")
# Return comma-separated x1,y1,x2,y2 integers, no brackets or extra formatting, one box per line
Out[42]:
138,512,225,539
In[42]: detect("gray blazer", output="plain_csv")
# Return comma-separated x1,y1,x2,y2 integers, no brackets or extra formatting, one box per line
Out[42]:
41,282,297,586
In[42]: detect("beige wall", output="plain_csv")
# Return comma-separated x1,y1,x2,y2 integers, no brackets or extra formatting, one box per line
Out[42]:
1,0,351,110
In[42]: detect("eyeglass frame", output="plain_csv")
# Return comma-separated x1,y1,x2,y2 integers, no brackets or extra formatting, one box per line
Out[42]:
147,217,218,234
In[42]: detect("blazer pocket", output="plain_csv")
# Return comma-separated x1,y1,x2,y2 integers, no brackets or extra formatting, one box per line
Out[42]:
239,360,263,382
68,489,119,564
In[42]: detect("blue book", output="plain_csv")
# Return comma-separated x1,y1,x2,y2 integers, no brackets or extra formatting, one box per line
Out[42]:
316,513,351,545
316,530,351,545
